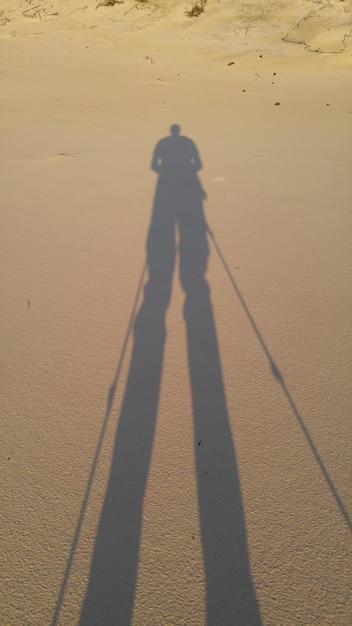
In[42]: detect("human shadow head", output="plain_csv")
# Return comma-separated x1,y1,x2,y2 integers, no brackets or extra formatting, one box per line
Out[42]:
150,123,202,176
170,123,181,136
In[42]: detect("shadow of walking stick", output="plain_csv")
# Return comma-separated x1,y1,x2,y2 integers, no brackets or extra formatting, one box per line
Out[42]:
50,261,147,626
206,226,351,533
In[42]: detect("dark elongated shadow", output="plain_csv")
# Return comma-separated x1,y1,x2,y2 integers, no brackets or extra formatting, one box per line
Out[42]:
79,125,261,625
208,230,352,532
50,262,147,626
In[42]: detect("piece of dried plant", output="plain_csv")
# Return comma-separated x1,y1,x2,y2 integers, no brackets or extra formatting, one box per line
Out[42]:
96,0,124,8
185,0,207,18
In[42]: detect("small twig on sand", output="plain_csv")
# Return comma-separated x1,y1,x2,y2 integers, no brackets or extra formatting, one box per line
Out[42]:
22,4,41,16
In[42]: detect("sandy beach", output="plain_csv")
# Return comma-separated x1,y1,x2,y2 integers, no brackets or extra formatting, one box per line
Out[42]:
1,1,352,624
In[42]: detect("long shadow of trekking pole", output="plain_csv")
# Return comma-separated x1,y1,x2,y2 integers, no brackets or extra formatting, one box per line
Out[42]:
50,261,147,626
207,226,351,532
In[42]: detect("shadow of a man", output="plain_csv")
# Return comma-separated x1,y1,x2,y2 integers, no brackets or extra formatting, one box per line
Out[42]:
146,123,208,321
80,125,261,625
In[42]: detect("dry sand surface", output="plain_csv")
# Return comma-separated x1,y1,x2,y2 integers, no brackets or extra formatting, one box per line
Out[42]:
1,1,352,625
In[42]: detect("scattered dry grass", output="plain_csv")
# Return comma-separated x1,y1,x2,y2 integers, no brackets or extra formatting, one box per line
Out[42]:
185,0,207,18
96,0,124,8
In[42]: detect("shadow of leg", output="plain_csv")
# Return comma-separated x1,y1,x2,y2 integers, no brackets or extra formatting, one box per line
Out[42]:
79,301,166,625
80,211,176,626
180,217,261,625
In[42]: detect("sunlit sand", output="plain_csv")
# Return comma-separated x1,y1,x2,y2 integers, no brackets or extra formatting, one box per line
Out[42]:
1,1,351,624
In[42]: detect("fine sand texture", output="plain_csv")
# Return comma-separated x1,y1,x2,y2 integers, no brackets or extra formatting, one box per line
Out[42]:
1,2,352,625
